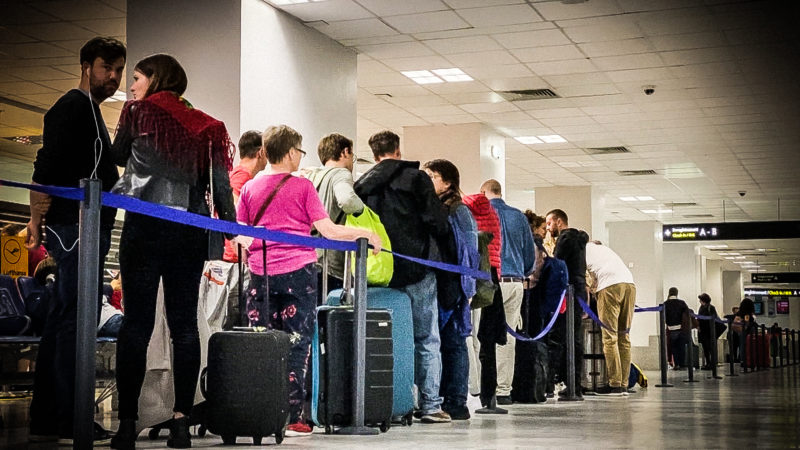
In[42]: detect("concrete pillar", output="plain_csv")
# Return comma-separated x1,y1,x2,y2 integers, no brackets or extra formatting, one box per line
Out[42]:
126,0,356,167
663,243,702,311
703,259,724,309
608,221,663,347
722,271,742,317
533,186,607,243
402,123,504,195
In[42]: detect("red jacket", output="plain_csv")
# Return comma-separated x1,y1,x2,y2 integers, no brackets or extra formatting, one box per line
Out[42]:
462,193,502,271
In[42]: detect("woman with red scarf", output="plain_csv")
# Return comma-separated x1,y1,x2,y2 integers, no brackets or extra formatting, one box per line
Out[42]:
109,54,235,449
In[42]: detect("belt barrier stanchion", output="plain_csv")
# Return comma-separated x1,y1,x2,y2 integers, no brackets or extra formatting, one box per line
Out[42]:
780,328,786,367
761,324,768,370
237,244,246,327
772,328,778,369
321,250,329,306
684,335,698,383
709,317,722,380
753,325,759,372
560,285,583,402
656,304,673,387
338,237,378,435
727,322,738,377
793,330,797,364
75,179,101,449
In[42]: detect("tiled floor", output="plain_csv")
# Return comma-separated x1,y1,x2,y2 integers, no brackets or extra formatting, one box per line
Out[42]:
2,366,799,449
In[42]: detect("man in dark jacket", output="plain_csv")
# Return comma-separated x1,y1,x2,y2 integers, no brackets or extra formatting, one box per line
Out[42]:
25,37,126,445
546,209,589,398
664,287,690,369
354,130,452,423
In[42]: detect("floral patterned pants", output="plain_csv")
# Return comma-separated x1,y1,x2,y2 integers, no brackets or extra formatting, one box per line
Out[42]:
246,263,317,423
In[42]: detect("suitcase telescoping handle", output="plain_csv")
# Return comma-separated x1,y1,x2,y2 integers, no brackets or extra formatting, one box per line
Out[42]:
340,251,353,305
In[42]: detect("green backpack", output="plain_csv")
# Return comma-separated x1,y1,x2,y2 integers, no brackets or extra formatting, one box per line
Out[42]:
345,205,393,286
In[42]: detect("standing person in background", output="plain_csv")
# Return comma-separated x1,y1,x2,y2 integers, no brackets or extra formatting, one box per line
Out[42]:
26,36,126,446
354,130,452,423
481,179,535,405
664,287,690,369
109,54,236,449
422,159,478,420
697,293,719,370
585,241,636,396
724,306,740,362
238,125,381,436
545,209,589,398
303,133,364,303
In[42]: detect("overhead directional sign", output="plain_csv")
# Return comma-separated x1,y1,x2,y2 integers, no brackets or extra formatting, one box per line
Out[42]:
744,288,800,297
663,221,800,241
751,273,800,283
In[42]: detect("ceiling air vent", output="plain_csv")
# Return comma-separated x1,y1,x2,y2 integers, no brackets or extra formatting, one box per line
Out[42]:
584,146,630,155
666,202,698,207
617,169,657,176
496,89,560,102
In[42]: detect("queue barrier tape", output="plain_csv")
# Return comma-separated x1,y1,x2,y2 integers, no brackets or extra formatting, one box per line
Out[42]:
690,311,728,325
506,289,566,342
0,178,490,280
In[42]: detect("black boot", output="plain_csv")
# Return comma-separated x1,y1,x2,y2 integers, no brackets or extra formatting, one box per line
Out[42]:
167,416,191,449
110,419,137,450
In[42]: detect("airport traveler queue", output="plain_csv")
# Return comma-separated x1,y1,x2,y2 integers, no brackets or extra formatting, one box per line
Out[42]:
14,36,793,448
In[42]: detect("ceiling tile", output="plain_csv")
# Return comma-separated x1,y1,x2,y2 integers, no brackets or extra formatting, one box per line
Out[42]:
592,53,665,71
532,0,623,21
542,72,612,87
649,31,728,52
0,4,58,25
443,0,524,8
527,59,598,76
493,29,571,49
381,55,454,71
278,0,373,22
457,4,543,28
445,50,518,67
563,22,643,43
72,17,125,36
464,63,533,79
383,11,470,34
423,35,502,54
11,22,97,41
578,38,652,57
0,42,73,59
312,18,397,40
511,44,584,62
30,0,124,20
606,67,674,83
357,41,435,59
356,0,448,16
0,81,58,95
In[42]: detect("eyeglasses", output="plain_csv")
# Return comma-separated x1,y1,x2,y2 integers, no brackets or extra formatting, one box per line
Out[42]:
293,146,306,159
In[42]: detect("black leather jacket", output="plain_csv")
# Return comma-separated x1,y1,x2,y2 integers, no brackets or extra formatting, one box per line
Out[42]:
110,110,235,222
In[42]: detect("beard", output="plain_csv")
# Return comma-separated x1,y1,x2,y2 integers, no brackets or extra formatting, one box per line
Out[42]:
550,228,560,238
89,77,118,101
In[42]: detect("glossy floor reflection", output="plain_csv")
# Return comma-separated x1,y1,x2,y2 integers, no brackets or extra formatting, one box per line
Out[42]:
2,366,798,449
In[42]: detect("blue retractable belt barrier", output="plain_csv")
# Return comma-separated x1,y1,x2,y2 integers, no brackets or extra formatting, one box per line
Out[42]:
505,289,566,342
1,178,490,280
690,312,728,324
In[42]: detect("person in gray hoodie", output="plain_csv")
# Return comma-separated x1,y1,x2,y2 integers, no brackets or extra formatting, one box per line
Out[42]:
304,133,364,301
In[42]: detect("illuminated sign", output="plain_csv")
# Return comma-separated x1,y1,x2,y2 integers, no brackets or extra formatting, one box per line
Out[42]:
662,221,800,241
751,273,800,283
744,288,800,297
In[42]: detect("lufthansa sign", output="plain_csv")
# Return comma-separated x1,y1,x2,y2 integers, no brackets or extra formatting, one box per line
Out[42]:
663,221,800,241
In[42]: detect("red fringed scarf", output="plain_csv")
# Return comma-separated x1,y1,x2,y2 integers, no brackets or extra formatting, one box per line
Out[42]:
116,91,234,175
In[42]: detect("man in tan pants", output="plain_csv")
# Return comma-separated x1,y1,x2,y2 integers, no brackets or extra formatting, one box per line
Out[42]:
585,241,636,396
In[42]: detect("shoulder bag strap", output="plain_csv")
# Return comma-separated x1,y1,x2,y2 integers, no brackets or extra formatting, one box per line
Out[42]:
251,173,292,225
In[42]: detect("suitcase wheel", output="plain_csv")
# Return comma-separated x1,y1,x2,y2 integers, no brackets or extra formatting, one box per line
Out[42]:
380,421,390,433
253,435,262,445
221,435,236,445
325,425,333,435
402,412,414,426
148,428,161,440
196,425,206,437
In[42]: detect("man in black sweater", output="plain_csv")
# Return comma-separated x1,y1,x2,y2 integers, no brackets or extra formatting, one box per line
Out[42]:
26,37,126,446
546,209,589,398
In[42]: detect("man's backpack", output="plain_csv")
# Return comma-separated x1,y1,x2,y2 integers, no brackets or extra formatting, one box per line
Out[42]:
539,254,568,317
471,231,496,309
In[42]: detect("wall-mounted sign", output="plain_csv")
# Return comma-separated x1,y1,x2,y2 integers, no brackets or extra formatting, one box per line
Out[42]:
1,235,28,278
662,220,800,241
751,272,800,283
776,300,790,314
744,288,800,297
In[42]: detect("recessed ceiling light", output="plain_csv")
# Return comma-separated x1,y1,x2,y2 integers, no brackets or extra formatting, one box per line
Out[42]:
412,76,444,85
724,257,735,260
402,70,433,78
619,196,638,202
704,244,728,249
734,256,746,259
636,196,654,201
515,136,543,144
432,68,465,76
538,135,567,143
402,68,472,84
727,252,740,256
441,74,473,82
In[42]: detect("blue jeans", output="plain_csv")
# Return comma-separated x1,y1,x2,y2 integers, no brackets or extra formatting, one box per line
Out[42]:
29,223,111,436
402,271,442,414
440,314,468,411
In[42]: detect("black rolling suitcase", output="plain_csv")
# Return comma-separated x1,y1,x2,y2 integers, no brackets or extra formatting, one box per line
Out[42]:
312,307,393,433
511,287,548,403
201,330,291,445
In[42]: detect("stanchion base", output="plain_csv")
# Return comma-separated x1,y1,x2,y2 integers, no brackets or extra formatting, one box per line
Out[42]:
682,379,699,383
336,426,380,436
707,375,723,380
558,396,584,402
655,384,674,387
475,407,508,415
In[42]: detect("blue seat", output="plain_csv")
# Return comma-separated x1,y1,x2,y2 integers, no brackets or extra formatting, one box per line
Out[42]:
16,276,48,335
0,274,31,336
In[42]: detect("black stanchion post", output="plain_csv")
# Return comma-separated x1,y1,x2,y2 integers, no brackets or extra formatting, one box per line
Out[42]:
727,321,738,377
684,337,698,383
656,304,673,387
753,325,760,372
559,285,582,402
74,178,101,449
772,327,778,369
709,318,722,380
321,249,329,304
780,328,786,367
793,330,797,364
338,237,378,436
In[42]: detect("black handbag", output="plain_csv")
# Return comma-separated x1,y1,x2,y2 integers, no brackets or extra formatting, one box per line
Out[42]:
207,142,226,260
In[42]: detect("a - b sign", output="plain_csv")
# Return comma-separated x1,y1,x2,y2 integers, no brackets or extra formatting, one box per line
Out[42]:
1,235,28,278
